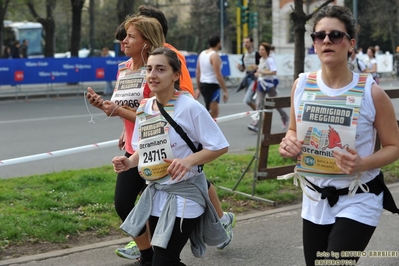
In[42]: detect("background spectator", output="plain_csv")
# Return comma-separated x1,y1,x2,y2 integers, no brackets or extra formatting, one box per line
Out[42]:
374,45,383,55
20,39,28,58
101,46,113,96
365,46,379,84
348,48,366,73
11,41,20,58
1,46,11,59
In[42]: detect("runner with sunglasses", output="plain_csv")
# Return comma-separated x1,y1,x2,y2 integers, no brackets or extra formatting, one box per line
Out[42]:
279,5,399,266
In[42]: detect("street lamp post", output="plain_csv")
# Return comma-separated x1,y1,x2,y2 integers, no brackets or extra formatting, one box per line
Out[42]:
220,0,224,51
353,0,358,44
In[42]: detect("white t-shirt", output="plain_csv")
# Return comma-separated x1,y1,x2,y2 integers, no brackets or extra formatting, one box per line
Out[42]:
257,56,277,80
132,94,230,218
294,70,383,226
365,57,378,77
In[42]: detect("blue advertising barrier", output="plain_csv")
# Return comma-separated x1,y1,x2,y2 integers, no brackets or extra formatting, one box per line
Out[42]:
0,55,231,86
185,54,230,78
0,57,128,86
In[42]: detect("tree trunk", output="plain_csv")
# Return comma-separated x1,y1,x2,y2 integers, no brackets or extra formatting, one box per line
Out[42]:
116,0,135,24
397,0,399,52
26,0,56,57
291,0,307,80
70,0,85,57
89,0,94,51
0,0,11,51
291,0,334,79
43,18,56,57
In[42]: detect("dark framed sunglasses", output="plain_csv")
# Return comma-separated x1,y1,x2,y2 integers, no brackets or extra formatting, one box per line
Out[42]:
310,30,351,44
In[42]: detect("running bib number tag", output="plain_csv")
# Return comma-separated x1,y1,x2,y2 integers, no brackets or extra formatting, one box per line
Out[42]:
114,99,140,109
143,149,167,163
138,136,175,182
111,69,146,111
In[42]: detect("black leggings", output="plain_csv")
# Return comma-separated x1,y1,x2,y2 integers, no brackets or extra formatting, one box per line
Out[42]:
149,215,200,266
303,218,376,266
114,152,146,221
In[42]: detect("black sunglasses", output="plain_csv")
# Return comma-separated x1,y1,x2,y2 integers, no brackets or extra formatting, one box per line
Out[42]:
310,30,351,44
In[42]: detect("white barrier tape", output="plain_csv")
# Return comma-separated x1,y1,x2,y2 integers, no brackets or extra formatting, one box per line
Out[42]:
0,110,270,167
0,140,119,167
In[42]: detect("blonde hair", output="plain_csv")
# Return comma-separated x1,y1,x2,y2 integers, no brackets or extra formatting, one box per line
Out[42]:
124,16,165,53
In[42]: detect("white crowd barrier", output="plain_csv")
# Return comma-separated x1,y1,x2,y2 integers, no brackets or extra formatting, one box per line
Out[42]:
356,53,393,73
0,111,269,167
227,53,393,80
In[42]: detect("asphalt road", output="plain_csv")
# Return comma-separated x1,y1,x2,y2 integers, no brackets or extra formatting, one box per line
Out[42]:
0,84,291,179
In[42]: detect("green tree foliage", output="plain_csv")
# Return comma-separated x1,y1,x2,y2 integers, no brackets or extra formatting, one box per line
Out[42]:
256,0,273,44
116,0,135,23
189,0,220,52
346,0,399,53
80,0,121,53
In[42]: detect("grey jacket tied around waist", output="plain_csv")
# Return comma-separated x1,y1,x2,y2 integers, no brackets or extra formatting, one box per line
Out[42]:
119,172,228,258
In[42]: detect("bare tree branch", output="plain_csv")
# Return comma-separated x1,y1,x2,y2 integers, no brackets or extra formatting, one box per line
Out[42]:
305,0,334,21
26,0,43,23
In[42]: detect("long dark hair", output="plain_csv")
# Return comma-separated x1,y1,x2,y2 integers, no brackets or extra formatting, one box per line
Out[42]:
259,42,272,56
367,46,376,58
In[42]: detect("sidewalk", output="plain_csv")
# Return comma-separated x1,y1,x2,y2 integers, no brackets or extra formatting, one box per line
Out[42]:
2,183,399,266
